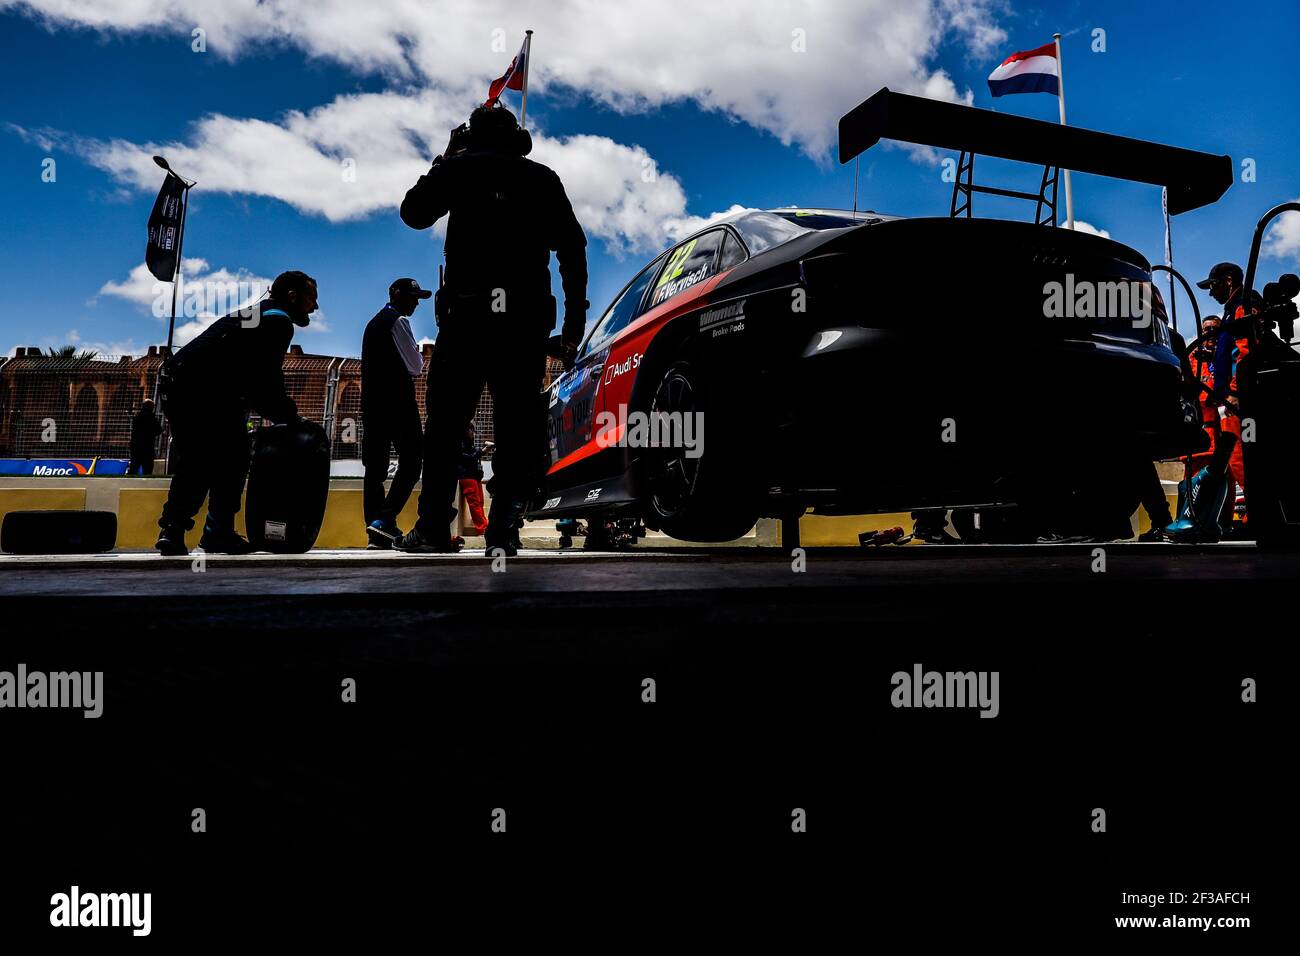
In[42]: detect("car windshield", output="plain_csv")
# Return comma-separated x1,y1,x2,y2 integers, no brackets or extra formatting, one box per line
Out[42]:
770,210,868,230
729,209,867,255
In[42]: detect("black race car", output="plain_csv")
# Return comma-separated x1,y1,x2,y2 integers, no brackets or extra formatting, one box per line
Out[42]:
528,88,1232,542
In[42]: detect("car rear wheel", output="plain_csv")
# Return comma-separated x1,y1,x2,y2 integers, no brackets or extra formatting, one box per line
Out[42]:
640,360,759,541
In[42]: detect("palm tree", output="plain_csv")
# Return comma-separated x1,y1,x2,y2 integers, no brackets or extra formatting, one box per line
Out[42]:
45,345,99,361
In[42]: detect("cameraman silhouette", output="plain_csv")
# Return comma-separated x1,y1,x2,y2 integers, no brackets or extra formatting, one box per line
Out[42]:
396,104,588,554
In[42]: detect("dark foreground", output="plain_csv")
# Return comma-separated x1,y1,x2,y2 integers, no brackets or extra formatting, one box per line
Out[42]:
0,545,1282,943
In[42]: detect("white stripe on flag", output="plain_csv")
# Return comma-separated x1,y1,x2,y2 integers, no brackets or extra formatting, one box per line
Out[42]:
987,54,1059,83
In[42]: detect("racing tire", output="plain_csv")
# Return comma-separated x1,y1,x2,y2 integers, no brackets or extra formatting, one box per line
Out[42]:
638,360,759,542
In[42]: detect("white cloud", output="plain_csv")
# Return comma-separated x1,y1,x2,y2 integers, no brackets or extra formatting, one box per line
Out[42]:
70,90,456,224
2,1,1003,158
4,1,1006,254
63,329,149,360
98,256,220,311
531,134,700,255
4,330,147,361
97,256,328,345
1071,220,1111,239
1263,207,1300,261
30,93,710,254
663,205,754,244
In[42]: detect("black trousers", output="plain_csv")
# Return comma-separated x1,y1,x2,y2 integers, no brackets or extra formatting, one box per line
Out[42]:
158,396,251,531
362,399,423,526
1067,452,1163,539
414,314,549,537
1139,460,1173,526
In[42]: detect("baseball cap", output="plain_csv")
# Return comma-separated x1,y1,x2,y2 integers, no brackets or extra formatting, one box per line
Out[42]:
389,277,433,299
1196,262,1242,290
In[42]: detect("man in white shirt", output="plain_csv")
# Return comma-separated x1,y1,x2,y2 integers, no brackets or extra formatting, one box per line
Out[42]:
361,278,430,547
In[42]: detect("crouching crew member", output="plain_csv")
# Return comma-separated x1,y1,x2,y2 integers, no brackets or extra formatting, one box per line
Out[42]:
395,103,588,555
154,271,318,555
361,278,430,548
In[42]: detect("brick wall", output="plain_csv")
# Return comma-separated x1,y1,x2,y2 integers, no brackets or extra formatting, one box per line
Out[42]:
0,343,564,460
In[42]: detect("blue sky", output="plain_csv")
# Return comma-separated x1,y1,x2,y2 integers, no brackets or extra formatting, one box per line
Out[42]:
2,0,1298,358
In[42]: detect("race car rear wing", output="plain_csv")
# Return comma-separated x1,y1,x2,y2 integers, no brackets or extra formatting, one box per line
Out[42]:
838,87,1232,217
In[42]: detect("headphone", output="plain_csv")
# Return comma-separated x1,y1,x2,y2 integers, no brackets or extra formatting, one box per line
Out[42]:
468,105,533,157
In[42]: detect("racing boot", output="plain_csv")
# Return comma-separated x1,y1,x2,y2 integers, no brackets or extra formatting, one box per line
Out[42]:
485,536,518,558
394,526,463,553
366,518,401,550
1165,516,1219,544
911,510,960,544
485,497,525,557
197,516,255,555
155,524,190,556
1221,520,1251,541
583,520,613,551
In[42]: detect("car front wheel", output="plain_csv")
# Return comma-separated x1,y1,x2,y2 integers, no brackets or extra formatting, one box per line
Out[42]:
639,360,758,542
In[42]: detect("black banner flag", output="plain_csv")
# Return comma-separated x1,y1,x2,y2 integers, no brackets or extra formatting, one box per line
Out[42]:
145,173,186,281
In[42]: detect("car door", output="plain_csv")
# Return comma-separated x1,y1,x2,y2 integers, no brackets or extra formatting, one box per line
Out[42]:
546,253,665,470
595,229,732,432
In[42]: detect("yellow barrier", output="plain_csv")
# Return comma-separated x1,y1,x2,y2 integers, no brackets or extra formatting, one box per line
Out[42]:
0,488,87,525
114,487,407,549
1,476,1182,550
778,499,1179,546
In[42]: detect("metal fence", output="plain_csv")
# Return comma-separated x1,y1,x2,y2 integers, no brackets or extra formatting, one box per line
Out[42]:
0,350,163,459
0,346,568,465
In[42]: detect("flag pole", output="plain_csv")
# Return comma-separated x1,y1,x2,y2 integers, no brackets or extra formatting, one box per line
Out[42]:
1054,32,1075,230
165,179,192,355
152,170,191,468
1163,186,1178,334
852,157,860,219
519,30,534,131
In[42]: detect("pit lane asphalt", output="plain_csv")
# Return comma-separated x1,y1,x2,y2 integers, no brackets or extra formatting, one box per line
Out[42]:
1,539,1279,939
0,542,1291,599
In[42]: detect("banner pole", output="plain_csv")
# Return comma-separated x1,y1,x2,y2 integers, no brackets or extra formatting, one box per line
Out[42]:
153,177,190,423
165,180,191,355
519,30,534,130
1054,33,1075,230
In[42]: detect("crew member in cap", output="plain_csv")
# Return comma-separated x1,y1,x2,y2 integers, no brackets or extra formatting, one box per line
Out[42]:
361,278,432,547
154,270,318,555
1197,262,1262,533
395,102,588,554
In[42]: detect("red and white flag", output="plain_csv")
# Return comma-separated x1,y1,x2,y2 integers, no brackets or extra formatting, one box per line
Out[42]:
485,36,529,106
987,41,1059,97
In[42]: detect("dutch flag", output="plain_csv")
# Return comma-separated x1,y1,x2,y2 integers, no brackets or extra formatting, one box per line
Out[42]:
987,41,1059,97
